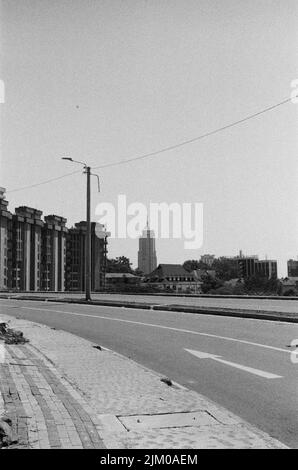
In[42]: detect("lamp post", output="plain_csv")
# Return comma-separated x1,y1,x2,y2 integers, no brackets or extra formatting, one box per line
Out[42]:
62,157,92,301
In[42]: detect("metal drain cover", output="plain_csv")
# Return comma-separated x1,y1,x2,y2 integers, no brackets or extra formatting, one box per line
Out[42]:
118,411,218,431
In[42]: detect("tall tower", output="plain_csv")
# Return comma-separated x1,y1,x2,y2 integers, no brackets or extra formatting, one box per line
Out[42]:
138,222,157,275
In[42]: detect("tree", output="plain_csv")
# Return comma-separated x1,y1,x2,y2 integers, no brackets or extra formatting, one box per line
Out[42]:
201,274,223,293
106,256,133,273
283,288,297,296
134,268,144,276
183,260,209,272
232,283,247,295
212,257,239,281
244,274,280,294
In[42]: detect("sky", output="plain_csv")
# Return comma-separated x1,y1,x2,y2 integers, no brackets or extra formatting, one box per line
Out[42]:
1,0,298,276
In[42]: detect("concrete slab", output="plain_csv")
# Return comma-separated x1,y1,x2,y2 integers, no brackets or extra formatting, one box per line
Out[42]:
118,411,218,431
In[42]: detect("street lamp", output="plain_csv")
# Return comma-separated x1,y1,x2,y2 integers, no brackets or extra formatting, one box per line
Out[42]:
61,156,92,301
62,157,88,167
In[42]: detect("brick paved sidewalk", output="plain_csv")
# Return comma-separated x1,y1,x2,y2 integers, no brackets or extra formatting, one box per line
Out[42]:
0,314,287,449
0,340,105,448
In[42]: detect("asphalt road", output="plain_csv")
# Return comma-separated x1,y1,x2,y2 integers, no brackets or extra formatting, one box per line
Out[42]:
1,298,297,448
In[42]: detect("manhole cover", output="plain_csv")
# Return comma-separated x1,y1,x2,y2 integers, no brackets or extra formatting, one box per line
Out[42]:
118,411,218,431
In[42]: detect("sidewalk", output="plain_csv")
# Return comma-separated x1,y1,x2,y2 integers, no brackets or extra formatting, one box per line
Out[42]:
0,314,287,449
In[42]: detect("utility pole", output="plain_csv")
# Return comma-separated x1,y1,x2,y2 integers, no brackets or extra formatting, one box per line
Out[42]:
85,166,91,301
62,158,100,302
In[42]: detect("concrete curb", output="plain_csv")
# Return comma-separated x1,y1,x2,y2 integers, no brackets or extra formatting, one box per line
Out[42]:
0,294,297,323
152,304,298,323
2,291,298,300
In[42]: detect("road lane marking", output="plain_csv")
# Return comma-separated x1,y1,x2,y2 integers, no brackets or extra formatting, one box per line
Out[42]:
185,349,283,379
0,302,292,355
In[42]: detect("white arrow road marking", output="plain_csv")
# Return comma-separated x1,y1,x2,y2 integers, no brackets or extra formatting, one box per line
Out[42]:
185,348,283,379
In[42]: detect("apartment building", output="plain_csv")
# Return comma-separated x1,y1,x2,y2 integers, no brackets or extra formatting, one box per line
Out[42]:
0,188,12,290
65,221,107,291
11,206,43,291
41,215,67,291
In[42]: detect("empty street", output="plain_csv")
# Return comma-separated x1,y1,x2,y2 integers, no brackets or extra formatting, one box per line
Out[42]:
1,298,297,448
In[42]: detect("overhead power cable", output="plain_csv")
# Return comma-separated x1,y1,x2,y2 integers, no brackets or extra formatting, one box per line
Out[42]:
93,97,291,171
7,96,291,194
7,170,81,193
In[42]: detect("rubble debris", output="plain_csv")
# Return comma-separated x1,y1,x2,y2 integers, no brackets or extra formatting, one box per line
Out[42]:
0,323,29,345
160,377,173,387
0,416,17,448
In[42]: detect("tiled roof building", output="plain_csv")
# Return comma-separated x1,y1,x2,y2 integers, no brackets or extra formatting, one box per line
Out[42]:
146,264,200,293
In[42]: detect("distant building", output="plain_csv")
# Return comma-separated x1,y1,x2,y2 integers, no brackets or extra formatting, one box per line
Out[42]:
236,254,258,278
0,188,12,290
223,251,278,279
233,251,277,279
280,277,298,295
65,222,108,291
105,272,140,289
200,254,215,267
255,260,277,279
137,223,157,275
192,269,216,281
287,259,298,277
146,264,200,293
